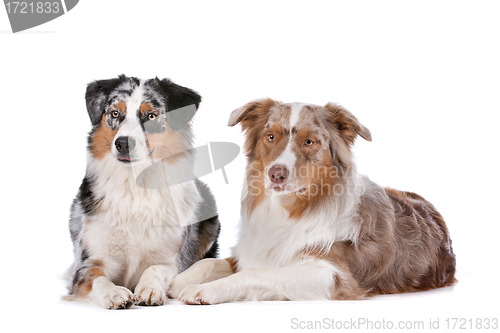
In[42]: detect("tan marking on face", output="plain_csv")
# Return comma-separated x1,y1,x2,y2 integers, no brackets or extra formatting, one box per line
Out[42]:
233,100,365,218
242,102,363,218
140,102,154,114
264,106,341,217
229,98,281,160
90,116,118,160
261,105,327,170
282,164,339,219
110,101,127,113
258,123,290,168
282,106,358,218
295,127,324,161
239,106,292,212
146,122,189,164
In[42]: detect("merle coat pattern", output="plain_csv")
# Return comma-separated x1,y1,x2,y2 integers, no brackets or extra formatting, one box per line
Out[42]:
66,75,220,309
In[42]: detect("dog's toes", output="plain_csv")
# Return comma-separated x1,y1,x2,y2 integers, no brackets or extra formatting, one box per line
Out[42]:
178,284,216,305
101,286,134,310
168,277,193,299
134,284,166,306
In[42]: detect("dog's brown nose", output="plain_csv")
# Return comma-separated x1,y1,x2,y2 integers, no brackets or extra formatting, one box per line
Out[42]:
268,165,289,184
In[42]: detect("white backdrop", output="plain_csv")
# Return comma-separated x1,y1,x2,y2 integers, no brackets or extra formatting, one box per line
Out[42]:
1,1,499,332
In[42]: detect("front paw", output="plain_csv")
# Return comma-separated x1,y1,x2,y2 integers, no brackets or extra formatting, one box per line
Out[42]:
168,275,194,299
134,283,166,306
178,283,225,305
99,286,134,310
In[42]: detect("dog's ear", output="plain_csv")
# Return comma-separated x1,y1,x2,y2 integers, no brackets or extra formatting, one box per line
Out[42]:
324,102,372,145
157,78,201,130
228,98,278,128
228,98,278,160
85,76,125,126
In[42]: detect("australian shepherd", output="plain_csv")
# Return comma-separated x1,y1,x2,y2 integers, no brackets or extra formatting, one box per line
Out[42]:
168,98,456,304
66,75,220,309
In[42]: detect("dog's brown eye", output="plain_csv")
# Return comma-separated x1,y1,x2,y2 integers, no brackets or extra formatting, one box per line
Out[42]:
148,114,156,121
305,139,314,146
111,110,119,118
267,134,275,142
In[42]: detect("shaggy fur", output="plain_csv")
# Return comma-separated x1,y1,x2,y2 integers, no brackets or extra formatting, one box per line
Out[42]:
66,75,220,309
169,98,455,304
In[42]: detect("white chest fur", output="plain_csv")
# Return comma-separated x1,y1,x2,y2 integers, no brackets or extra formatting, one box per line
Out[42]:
83,155,201,289
232,189,362,271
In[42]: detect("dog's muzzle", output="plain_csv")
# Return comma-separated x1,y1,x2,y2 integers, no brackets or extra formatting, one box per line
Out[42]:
115,136,136,162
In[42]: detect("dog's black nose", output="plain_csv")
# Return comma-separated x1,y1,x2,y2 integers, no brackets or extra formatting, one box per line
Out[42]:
115,136,136,154
268,165,289,184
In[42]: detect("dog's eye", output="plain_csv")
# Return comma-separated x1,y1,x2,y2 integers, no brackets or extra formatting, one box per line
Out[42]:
111,110,119,118
305,139,315,146
148,114,156,121
267,134,275,142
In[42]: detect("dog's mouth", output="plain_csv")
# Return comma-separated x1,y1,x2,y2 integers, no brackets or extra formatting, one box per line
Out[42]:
269,184,307,194
117,149,154,163
118,156,136,163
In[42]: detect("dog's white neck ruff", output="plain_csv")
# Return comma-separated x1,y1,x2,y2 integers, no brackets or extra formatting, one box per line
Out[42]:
82,153,201,290
86,153,201,230
233,171,364,270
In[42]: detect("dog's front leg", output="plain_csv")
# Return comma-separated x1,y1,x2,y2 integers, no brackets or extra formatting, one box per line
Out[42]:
70,261,134,309
178,258,337,305
134,264,177,306
168,258,235,298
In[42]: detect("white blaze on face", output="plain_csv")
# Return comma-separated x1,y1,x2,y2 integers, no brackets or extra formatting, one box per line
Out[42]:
272,140,296,170
272,103,304,169
267,103,305,191
289,102,303,128
111,80,149,161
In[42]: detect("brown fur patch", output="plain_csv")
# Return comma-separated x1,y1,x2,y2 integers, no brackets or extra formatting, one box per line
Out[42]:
229,98,280,160
382,188,457,291
111,101,127,113
225,257,239,273
236,102,361,219
147,123,189,164
90,116,118,159
244,160,268,214
70,260,105,298
283,171,338,219
232,98,455,300
303,185,456,299
260,123,289,164
302,248,368,300
324,103,371,145
140,102,154,114
283,149,342,219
